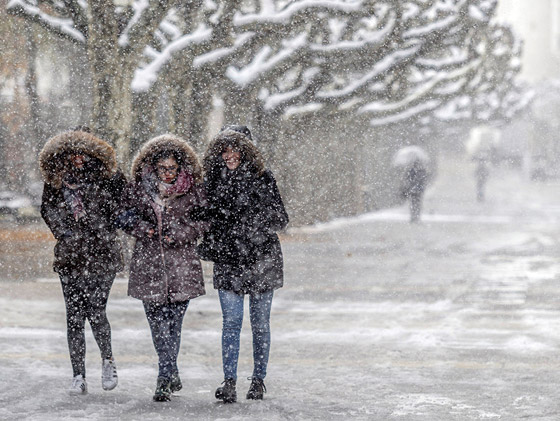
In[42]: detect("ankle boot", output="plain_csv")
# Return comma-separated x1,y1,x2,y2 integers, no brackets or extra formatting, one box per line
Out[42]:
215,378,237,403
153,377,171,402
246,377,266,400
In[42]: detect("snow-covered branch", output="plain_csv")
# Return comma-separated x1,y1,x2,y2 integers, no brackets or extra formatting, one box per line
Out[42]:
119,0,178,58
132,24,212,92
317,45,421,100
233,0,365,26
226,33,308,88
6,0,526,142
7,0,86,43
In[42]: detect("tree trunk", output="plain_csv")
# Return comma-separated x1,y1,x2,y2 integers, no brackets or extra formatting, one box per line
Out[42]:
87,0,133,168
168,73,191,143
111,69,134,166
185,75,213,152
168,70,214,152
253,108,282,164
23,21,40,185
131,89,159,158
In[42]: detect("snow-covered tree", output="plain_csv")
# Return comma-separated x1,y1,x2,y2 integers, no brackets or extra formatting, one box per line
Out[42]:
7,0,526,166
8,0,179,164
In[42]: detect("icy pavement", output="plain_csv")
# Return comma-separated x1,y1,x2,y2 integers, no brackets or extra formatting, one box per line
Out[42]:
2,155,560,420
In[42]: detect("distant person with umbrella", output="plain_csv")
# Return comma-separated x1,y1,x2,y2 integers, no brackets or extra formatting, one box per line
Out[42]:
393,146,430,223
474,159,489,202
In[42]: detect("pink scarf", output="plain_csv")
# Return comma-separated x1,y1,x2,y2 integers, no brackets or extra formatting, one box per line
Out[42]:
150,169,194,242
160,169,193,198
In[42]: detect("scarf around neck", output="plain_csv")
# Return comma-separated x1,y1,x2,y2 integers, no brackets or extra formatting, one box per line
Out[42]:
159,169,193,198
62,176,86,221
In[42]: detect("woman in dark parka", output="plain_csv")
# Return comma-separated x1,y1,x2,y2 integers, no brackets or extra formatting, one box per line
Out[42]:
120,134,207,402
194,127,289,402
40,129,126,395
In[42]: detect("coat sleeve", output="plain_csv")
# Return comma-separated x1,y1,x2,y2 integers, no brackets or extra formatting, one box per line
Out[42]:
109,171,127,216
165,185,210,247
118,182,157,239
254,171,289,232
40,183,72,240
100,171,128,231
61,172,128,235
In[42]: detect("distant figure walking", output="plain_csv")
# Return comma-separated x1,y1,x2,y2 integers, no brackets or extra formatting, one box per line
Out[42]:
392,145,430,223
475,160,489,202
119,134,207,402
193,125,289,403
39,129,126,395
401,159,429,223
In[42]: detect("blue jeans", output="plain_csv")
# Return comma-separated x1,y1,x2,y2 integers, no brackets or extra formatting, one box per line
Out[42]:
143,300,189,380
218,289,273,381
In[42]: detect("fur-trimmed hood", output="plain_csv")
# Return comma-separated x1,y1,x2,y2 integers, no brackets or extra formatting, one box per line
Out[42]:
203,129,265,176
39,130,117,188
131,134,203,183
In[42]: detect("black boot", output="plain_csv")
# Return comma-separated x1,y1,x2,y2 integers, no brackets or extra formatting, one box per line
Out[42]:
246,377,266,400
170,372,182,393
215,378,237,403
153,377,171,402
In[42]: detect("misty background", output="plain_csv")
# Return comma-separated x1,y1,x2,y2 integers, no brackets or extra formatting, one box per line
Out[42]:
3,2,560,419
1,0,555,226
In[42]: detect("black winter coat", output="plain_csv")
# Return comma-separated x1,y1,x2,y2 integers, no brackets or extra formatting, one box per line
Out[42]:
401,163,428,198
197,168,288,294
41,172,126,277
39,130,127,278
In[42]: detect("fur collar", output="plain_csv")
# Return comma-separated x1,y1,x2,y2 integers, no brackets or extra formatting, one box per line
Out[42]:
39,130,117,188
203,129,265,176
131,134,203,183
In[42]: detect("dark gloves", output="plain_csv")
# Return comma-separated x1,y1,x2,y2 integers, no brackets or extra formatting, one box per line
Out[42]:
189,205,209,221
189,205,228,222
59,230,74,240
114,209,139,230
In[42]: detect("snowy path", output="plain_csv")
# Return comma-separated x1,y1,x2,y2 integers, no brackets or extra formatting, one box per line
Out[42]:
2,155,560,420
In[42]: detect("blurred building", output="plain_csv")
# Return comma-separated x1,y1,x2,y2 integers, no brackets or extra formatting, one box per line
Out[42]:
497,1,560,179
497,0,560,83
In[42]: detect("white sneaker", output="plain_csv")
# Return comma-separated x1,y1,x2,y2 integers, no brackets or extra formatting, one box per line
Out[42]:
102,358,118,391
69,375,87,395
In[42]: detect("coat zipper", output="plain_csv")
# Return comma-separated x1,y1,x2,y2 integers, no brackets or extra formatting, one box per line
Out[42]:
159,202,169,296
150,196,169,297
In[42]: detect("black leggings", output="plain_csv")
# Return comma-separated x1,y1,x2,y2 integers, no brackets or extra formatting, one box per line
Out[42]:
60,272,115,377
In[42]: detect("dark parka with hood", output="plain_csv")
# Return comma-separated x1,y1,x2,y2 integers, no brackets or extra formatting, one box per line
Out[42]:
400,160,429,199
123,134,207,304
196,130,289,294
40,130,126,277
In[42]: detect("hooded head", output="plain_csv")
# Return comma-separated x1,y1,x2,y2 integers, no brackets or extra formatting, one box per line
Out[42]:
203,129,264,177
130,134,203,183
39,130,117,188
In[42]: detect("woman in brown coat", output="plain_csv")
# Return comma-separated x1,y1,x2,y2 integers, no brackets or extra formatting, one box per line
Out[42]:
119,134,207,401
40,129,126,395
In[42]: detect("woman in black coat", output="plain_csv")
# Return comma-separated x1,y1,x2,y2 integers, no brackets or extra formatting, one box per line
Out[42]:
194,126,288,402
39,129,126,395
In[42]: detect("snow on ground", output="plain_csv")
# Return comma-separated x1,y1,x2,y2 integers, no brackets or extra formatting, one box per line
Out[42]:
2,153,560,420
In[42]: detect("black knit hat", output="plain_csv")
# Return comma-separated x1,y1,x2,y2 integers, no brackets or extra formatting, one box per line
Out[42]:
220,124,252,140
